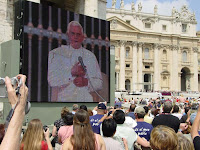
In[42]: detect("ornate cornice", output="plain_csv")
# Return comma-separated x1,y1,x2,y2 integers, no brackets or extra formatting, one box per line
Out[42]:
180,46,189,50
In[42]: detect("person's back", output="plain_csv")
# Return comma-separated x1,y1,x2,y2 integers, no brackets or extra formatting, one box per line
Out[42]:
62,109,106,150
134,106,153,141
102,119,127,150
152,114,180,132
127,104,136,120
52,107,69,150
58,112,74,149
152,101,180,132
90,103,106,134
113,110,137,150
134,122,153,141
172,105,183,120
143,106,153,124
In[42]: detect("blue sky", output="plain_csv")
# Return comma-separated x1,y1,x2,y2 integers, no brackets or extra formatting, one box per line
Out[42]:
107,0,200,31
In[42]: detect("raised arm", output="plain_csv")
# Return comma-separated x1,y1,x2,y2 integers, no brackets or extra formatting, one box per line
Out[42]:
191,105,200,139
0,75,28,150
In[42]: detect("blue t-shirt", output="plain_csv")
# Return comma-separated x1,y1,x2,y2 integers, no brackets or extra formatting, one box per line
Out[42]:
89,114,104,134
133,121,153,141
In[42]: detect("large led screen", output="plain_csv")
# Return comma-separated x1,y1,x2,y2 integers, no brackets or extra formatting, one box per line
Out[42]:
14,1,110,102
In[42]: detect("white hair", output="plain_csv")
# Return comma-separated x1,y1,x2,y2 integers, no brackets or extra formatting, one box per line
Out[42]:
67,21,84,34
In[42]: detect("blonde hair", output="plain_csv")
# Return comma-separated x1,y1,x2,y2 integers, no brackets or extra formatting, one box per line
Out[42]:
177,133,194,150
61,106,69,118
21,119,44,150
150,125,178,150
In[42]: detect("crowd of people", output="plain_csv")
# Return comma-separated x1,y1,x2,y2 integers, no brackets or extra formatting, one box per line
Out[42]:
2,75,200,150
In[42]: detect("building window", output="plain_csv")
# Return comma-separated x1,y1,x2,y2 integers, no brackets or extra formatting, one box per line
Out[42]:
126,20,130,24
163,50,167,60
163,76,167,87
198,59,200,65
125,79,130,91
126,47,130,58
162,25,167,31
144,48,149,59
182,51,187,62
145,66,150,69
145,23,151,29
126,64,130,67
182,24,187,32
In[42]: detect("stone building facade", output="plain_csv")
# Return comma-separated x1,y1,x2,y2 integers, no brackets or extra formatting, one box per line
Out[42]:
107,0,200,92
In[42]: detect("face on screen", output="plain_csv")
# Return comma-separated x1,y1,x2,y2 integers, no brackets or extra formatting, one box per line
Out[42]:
68,25,84,49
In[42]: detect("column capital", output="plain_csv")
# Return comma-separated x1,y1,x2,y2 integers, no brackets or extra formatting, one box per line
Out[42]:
131,41,137,46
154,43,161,49
161,44,170,49
193,47,198,53
170,45,179,51
119,40,126,46
138,42,143,47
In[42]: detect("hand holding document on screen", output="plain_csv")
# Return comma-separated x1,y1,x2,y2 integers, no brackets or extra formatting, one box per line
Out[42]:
48,21,103,102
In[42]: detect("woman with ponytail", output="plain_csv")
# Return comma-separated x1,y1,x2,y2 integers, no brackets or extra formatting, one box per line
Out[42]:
63,109,106,150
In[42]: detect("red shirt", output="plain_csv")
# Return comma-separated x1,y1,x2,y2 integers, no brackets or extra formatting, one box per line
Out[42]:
20,141,48,150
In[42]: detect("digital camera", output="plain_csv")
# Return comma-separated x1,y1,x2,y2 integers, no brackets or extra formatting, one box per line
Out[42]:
0,77,20,97
43,125,48,132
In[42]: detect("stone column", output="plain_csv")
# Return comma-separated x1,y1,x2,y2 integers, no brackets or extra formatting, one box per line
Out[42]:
178,73,181,91
154,44,160,91
116,72,119,90
151,74,153,91
131,41,138,92
171,45,179,91
119,40,126,91
138,42,143,91
193,47,199,91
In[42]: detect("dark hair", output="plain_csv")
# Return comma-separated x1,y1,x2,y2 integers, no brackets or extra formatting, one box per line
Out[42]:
130,104,136,112
80,105,88,111
102,119,117,137
137,113,145,119
172,105,179,113
163,102,173,113
87,109,93,116
184,107,190,114
0,124,5,144
63,112,74,125
113,110,125,124
143,106,149,114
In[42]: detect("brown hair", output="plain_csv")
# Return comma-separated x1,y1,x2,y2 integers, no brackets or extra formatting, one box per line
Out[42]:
150,125,178,150
177,133,194,150
61,106,69,118
0,124,5,144
87,109,93,116
70,109,96,150
21,119,44,150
